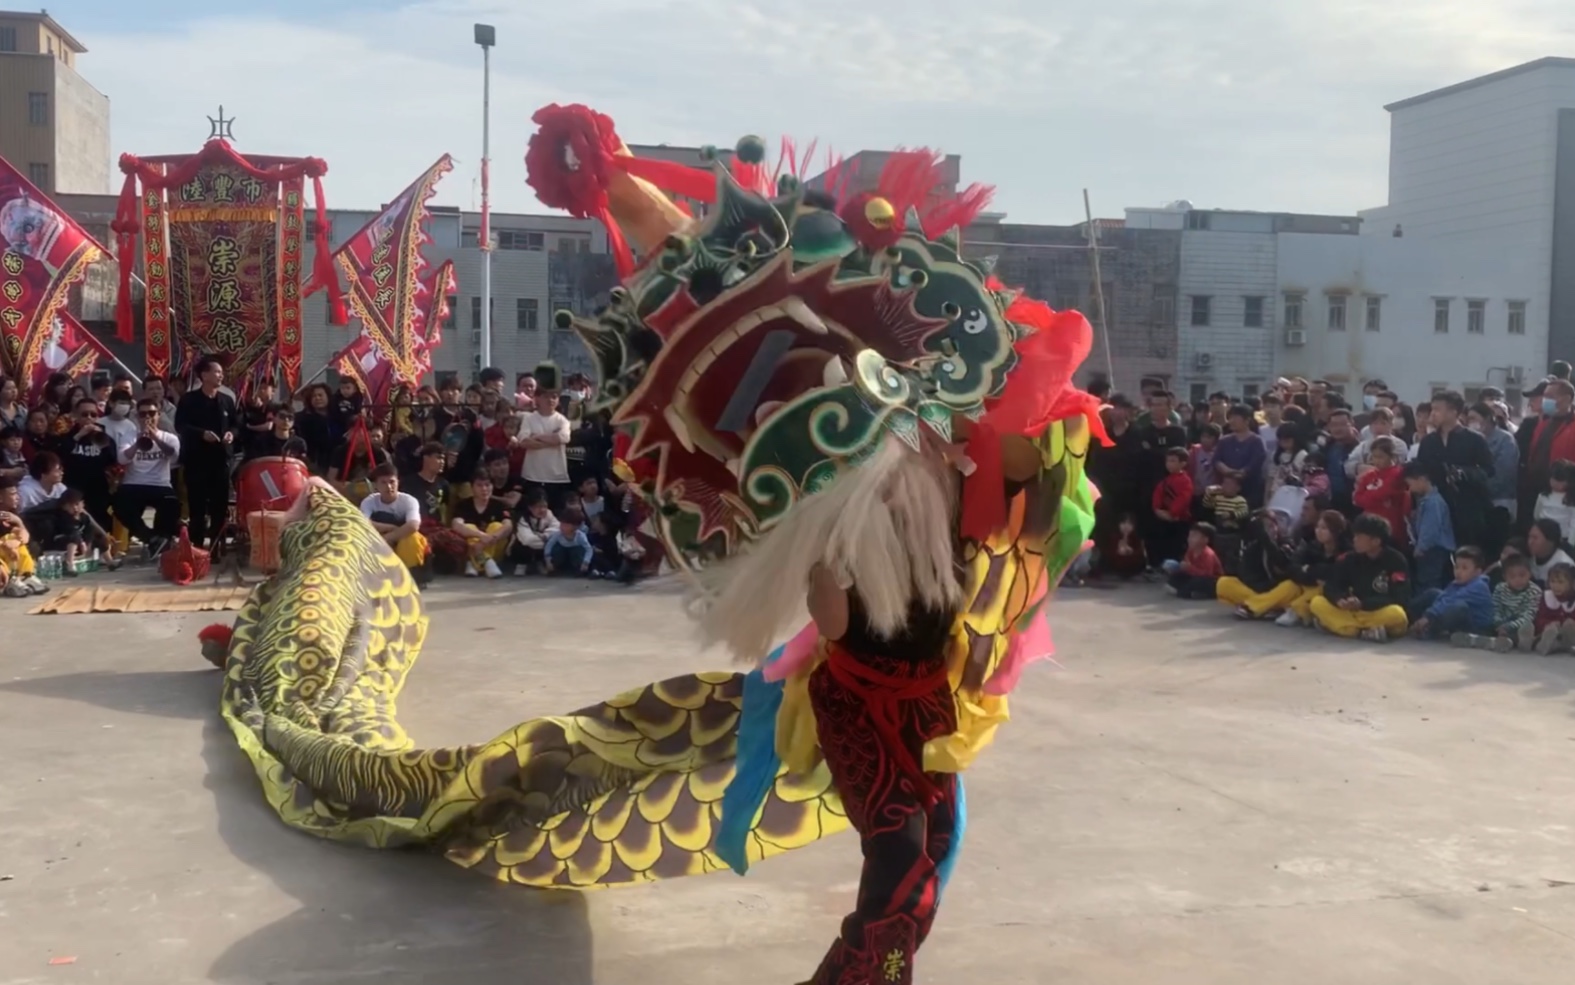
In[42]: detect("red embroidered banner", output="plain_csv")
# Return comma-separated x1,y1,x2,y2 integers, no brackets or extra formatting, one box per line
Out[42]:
334,155,453,388
276,176,306,389
0,155,106,398
141,166,174,381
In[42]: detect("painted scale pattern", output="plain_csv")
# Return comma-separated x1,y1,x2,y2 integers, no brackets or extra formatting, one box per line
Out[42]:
219,484,848,888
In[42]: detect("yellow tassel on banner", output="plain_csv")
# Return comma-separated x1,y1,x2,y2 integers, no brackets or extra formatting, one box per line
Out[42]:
168,207,278,223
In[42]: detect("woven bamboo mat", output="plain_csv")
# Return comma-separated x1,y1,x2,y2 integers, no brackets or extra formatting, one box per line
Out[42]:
29,584,252,615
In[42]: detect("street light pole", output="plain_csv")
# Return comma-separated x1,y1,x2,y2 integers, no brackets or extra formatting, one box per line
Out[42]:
474,23,496,376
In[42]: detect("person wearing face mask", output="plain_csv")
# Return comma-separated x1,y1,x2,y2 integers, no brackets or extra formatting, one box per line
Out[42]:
1524,378,1575,533
100,392,139,450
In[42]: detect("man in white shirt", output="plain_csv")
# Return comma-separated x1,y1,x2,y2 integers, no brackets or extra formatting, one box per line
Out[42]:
514,388,573,512
359,463,430,586
114,396,182,556
1258,393,1285,454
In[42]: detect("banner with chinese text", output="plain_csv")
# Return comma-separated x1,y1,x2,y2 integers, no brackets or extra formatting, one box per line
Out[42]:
335,259,454,405
165,160,280,385
0,155,106,398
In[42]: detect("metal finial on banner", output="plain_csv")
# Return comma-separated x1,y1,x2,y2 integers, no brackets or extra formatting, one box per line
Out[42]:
207,106,236,142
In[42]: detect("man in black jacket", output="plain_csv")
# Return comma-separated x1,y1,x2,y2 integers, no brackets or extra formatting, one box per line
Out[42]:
1308,513,1412,642
174,356,239,549
50,397,117,532
1415,389,1494,551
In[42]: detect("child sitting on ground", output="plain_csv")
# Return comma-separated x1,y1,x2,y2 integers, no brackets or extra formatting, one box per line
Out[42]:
1455,553,1540,652
1406,545,1494,641
509,489,560,575
46,489,121,575
1404,460,1456,591
544,507,594,577
1527,561,1575,655
1163,521,1222,599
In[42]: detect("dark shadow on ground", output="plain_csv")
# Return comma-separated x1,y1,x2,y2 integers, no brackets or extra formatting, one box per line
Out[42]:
0,668,215,720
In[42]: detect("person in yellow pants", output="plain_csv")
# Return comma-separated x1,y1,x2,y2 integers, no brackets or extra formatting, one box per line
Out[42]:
1218,577,1320,619
449,472,513,579
359,464,433,588
0,478,44,596
1215,512,1298,619
1307,513,1413,642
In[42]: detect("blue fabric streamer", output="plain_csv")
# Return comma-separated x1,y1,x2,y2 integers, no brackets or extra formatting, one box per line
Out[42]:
936,775,966,898
716,645,787,876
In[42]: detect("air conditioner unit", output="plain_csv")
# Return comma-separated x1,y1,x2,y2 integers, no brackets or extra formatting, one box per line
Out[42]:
1285,328,1307,347
1193,352,1213,371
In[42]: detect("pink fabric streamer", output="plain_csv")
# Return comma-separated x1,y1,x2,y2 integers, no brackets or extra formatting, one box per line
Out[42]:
763,622,822,682
983,582,1056,696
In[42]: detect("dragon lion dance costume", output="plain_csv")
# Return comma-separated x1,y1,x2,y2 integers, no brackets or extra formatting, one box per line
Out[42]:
204,104,1107,983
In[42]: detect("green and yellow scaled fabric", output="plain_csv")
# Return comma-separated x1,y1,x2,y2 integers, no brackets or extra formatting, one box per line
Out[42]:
212,104,1106,889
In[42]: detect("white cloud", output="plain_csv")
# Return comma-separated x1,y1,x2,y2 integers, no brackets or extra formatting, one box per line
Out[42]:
82,0,1575,223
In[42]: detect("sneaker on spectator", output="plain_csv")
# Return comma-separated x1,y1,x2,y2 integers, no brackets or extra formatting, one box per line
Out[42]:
1273,611,1300,627
1536,625,1563,656
1359,626,1389,643
1164,584,1178,596
512,564,528,577
1518,623,1537,652
2,579,28,598
1558,621,1575,653
483,559,503,579
23,575,47,595
1232,604,1254,620
1457,632,1514,653
464,561,480,577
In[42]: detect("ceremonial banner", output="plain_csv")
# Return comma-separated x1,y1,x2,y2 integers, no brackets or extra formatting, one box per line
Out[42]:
112,139,344,391
335,259,454,405
0,155,106,394
30,309,114,396
334,155,453,388
276,176,306,388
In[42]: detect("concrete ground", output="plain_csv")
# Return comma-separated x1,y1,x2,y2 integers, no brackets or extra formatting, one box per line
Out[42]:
4,571,1575,985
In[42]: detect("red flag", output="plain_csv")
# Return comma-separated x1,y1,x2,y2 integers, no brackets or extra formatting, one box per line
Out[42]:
0,154,106,392
29,309,113,398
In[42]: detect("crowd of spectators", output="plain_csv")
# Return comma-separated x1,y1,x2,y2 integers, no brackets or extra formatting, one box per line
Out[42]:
0,360,655,598
1082,365,1575,651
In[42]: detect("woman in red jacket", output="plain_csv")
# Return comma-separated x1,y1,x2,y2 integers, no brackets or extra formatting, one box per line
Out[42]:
1352,437,1409,550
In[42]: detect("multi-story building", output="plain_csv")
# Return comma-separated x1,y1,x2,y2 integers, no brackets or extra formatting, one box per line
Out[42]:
1126,205,1360,404
1268,58,1575,405
0,9,109,194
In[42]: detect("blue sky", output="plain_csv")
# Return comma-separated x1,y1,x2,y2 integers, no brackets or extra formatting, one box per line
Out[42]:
49,0,1575,223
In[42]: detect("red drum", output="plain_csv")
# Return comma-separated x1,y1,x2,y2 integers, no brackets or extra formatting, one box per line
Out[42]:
237,456,310,517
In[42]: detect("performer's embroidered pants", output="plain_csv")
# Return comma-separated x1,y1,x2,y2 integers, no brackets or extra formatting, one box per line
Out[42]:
807,646,958,985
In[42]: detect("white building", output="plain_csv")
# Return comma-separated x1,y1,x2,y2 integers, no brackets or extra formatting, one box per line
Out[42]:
1292,56,1575,404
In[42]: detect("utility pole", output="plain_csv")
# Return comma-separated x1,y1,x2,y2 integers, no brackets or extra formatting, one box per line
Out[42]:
1083,188,1117,388
474,23,496,375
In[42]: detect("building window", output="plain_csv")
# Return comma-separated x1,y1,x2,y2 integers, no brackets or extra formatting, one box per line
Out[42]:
1189,295,1211,327
1242,383,1260,401
461,230,478,248
1433,298,1451,334
1189,382,1208,404
1243,296,1265,328
27,92,47,126
0,26,17,51
1467,299,1486,334
470,297,493,330
1283,293,1303,329
496,229,544,251
1185,211,1211,231
517,297,539,331
556,235,589,254
1326,294,1347,331
27,163,48,189
444,295,457,331
1362,296,1380,332
1152,285,1174,326
1508,300,1527,335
